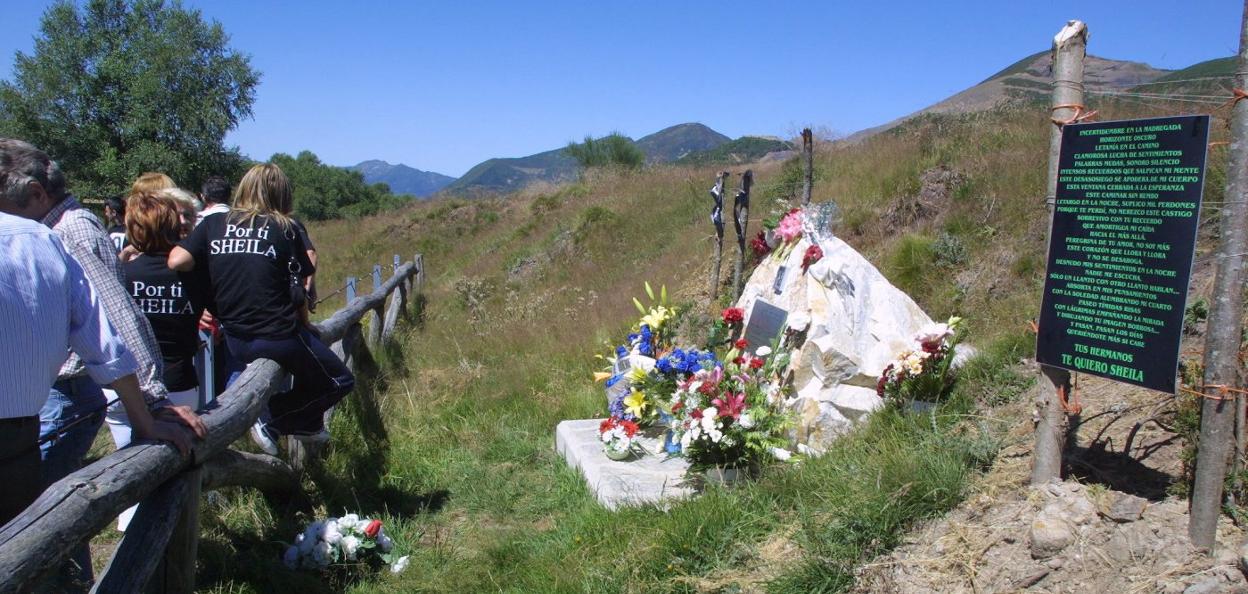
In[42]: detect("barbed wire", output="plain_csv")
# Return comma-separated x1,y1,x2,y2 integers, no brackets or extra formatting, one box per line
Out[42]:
1116,76,1235,88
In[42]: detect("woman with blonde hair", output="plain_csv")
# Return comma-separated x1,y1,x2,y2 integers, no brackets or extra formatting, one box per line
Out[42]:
169,163,353,453
130,172,176,196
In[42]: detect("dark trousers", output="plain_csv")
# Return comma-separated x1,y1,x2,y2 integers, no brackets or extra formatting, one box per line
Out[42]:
226,326,354,434
0,416,41,526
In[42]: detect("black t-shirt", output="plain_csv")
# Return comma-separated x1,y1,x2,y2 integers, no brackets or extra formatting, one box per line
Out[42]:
108,224,128,253
123,253,205,391
180,212,315,339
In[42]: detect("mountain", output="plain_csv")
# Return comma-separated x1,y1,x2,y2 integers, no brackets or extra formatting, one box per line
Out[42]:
446,122,732,194
634,123,731,163
351,160,456,198
675,136,792,166
848,51,1173,141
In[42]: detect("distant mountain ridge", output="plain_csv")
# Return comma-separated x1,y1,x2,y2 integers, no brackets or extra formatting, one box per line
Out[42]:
446,122,734,194
848,51,1175,141
351,160,456,198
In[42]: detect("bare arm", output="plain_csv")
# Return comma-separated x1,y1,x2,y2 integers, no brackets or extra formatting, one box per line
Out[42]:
109,375,205,455
168,245,195,271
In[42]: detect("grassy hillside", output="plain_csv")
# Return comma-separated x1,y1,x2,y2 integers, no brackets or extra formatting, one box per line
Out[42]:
172,95,1230,593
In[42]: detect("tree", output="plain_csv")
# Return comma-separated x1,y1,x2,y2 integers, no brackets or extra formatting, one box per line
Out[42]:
0,0,260,198
564,132,644,171
270,151,402,221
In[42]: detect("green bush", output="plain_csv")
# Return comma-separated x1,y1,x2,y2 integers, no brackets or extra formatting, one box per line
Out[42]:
564,133,644,170
886,234,936,296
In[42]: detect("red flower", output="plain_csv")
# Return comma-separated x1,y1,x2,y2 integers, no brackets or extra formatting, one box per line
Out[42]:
671,402,684,413
876,364,893,396
734,338,748,350
691,408,703,420
750,230,771,258
733,356,745,365
722,307,745,325
619,419,640,437
364,519,382,538
802,244,824,271
713,392,747,420
748,357,764,370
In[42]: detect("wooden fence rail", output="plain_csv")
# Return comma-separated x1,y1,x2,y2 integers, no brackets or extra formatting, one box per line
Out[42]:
0,254,424,594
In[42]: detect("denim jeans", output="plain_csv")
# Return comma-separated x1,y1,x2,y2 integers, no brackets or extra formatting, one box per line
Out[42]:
227,326,354,435
39,375,106,590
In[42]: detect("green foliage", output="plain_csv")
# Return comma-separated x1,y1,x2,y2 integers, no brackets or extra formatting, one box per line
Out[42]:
931,231,968,267
675,136,791,166
0,0,259,198
886,234,936,297
564,132,644,170
1184,297,1208,334
270,151,402,220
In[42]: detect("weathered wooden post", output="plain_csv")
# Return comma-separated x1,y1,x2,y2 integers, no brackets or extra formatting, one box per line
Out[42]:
366,265,383,349
732,170,754,299
150,468,201,594
801,128,814,206
1032,20,1086,486
1189,0,1248,550
708,171,728,303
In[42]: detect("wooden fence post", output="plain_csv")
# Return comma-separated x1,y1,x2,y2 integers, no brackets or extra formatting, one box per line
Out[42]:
709,171,727,303
1189,0,1248,551
801,128,813,206
732,170,753,299
366,265,383,350
149,468,201,594
1031,20,1086,486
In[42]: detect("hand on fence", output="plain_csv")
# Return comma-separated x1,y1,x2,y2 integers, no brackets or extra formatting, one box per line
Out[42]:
198,310,221,341
142,420,197,456
154,405,208,440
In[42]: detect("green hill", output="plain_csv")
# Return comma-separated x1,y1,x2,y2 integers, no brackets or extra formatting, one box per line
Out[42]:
675,135,792,166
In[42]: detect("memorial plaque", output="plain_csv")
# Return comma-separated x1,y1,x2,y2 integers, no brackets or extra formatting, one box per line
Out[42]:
744,300,788,351
1037,115,1209,393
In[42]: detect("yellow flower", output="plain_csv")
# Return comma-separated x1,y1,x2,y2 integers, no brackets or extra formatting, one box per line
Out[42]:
640,306,672,331
592,371,613,383
624,390,648,417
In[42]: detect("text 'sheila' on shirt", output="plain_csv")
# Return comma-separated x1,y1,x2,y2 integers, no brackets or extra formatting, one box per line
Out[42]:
123,253,205,392
180,212,315,339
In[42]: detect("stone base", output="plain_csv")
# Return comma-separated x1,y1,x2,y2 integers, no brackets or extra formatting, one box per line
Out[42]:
554,419,695,510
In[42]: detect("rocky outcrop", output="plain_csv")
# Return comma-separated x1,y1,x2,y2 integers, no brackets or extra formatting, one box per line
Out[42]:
734,231,935,452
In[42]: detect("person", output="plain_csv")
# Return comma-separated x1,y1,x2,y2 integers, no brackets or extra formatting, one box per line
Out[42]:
130,171,176,196
158,186,201,236
103,195,127,253
0,139,202,587
103,194,208,530
196,175,231,225
0,210,202,527
170,163,353,455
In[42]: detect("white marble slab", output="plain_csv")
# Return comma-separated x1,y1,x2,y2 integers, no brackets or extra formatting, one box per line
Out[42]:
554,418,695,510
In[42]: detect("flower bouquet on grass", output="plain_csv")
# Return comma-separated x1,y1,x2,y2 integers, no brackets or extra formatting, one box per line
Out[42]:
284,513,409,575
877,317,965,411
670,339,794,480
595,282,677,427
599,416,641,460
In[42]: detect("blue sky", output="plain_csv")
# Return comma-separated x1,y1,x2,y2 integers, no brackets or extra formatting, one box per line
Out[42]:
1,1,1241,177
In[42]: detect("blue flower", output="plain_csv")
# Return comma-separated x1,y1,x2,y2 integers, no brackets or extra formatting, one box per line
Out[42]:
656,358,674,374
616,345,627,358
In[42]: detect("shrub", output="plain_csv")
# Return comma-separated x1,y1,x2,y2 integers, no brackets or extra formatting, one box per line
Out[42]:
564,133,644,170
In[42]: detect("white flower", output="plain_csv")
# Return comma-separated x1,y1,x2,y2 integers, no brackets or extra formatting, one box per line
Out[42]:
341,535,361,560
378,533,394,553
755,346,772,357
738,412,755,429
322,520,343,545
390,555,410,574
340,514,360,529
770,447,792,461
283,545,299,569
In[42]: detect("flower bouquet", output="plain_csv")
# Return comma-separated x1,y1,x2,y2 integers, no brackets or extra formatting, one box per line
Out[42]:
599,416,641,460
284,513,409,574
595,283,677,426
877,317,965,410
670,339,793,478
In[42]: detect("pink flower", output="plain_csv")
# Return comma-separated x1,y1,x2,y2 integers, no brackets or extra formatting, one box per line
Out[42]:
775,210,804,243
713,392,746,420
802,244,823,271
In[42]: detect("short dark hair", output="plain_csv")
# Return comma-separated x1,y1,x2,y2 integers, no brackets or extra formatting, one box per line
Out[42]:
105,195,125,216
201,175,231,205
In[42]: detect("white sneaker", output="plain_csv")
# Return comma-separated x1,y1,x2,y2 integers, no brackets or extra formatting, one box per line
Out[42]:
249,420,280,455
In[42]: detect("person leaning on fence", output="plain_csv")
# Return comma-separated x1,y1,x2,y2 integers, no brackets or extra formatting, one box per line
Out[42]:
0,184,205,528
0,139,206,587
170,162,354,456
103,193,210,529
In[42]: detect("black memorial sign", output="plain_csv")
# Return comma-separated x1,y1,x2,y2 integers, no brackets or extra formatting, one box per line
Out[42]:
1037,115,1209,393
744,300,788,351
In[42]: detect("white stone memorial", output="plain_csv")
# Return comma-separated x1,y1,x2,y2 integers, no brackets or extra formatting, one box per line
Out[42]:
554,419,695,509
